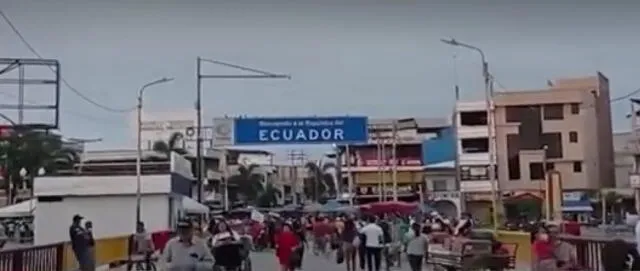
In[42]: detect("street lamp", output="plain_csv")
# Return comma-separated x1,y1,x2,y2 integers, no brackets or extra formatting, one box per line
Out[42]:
196,58,290,210
136,77,174,225
441,38,500,228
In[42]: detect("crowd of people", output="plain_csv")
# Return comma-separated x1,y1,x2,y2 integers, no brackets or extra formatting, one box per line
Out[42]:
66,209,591,271
0,217,34,247
156,211,488,271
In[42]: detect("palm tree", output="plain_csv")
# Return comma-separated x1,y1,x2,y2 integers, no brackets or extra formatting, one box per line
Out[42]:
0,130,79,202
226,164,265,203
256,183,281,208
304,161,337,201
152,132,187,156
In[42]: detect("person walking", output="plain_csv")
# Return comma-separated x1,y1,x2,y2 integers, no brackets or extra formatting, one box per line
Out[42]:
359,216,384,271
162,218,214,271
69,214,92,271
404,223,428,271
341,218,358,271
275,223,300,271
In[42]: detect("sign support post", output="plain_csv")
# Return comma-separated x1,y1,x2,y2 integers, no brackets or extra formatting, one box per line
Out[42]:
196,58,290,203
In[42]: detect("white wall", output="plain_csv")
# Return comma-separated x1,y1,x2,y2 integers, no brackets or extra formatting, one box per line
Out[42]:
34,175,172,196
34,195,170,245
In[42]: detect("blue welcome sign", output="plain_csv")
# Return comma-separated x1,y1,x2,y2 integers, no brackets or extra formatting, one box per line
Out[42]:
233,116,368,145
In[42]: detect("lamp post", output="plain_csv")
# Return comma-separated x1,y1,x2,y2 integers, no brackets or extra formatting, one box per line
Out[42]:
196,58,290,208
136,77,174,225
441,38,500,229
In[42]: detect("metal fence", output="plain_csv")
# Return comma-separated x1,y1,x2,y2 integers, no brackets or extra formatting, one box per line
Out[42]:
0,243,64,271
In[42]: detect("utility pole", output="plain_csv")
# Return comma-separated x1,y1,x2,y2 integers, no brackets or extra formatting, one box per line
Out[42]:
381,135,388,201
632,100,640,213
375,130,383,201
345,144,354,206
287,149,306,203
391,120,399,201
196,58,290,203
441,38,501,229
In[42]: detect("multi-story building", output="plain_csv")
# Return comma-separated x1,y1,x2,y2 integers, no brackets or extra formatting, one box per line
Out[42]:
422,126,459,217
494,73,614,196
454,100,493,217
339,117,450,204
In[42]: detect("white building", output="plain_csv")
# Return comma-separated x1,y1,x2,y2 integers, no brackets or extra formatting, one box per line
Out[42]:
455,100,492,193
32,153,207,245
131,109,208,151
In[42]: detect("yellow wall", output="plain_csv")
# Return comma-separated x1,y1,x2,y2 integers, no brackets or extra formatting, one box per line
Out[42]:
62,235,130,270
354,171,422,185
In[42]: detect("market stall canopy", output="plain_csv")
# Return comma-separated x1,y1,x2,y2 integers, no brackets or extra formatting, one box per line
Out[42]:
320,200,344,212
0,199,36,218
182,196,209,214
367,201,418,214
281,204,301,212
303,203,323,213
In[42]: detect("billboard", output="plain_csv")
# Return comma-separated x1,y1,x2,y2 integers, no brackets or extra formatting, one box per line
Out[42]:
213,116,368,145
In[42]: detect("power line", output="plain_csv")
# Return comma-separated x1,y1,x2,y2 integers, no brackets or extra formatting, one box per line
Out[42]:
0,91,126,126
0,9,136,113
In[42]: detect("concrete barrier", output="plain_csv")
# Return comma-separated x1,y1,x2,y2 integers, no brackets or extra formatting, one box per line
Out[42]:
62,235,130,270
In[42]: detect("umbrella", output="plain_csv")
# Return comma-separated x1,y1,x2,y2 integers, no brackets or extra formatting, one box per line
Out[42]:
303,203,322,213
368,201,418,214
281,204,300,212
320,200,344,212
335,205,359,213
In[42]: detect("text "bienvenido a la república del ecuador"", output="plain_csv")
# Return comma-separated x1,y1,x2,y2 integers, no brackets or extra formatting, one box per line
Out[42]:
256,119,347,142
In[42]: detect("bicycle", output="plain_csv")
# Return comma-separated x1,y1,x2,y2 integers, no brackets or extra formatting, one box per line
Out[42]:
127,253,157,271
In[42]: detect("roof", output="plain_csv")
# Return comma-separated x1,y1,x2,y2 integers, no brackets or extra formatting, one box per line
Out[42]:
34,175,172,196
368,117,450,130
424,160,455,169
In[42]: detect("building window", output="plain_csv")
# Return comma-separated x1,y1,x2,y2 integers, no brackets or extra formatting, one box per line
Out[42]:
570,103,580,114
432,180,448,192
569,131,578,143
461,138,489,153
545,162,555,171
541,133,563,159
460,111,487,126
529,162,545,180
573,161,582,172
543,104,564,120
506,105,540,123
507,134,521,180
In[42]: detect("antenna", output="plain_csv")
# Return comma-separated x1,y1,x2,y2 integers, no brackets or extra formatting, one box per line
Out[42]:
453,52,460,100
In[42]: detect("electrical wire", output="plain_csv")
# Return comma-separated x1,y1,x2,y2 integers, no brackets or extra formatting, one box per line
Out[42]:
0,91,125,126
0,9,136,113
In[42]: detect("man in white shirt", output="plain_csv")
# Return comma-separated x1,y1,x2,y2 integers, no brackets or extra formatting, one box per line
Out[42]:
359,216,384,271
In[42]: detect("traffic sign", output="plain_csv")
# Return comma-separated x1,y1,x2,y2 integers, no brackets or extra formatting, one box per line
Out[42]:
230,116,368,145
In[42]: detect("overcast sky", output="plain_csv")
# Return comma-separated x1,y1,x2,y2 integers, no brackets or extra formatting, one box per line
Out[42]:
2,1,639,160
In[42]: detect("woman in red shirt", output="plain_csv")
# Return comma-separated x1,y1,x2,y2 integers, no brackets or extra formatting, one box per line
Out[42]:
532,225,557,270
276,223,300,271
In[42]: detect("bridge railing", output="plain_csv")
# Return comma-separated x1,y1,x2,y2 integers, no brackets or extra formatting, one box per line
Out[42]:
0,243,64,271
0,230,170,271
496,230,637,271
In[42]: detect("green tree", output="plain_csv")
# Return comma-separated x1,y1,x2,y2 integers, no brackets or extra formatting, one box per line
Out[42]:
0,130,79,197
226,164,265,203
256,183,281,208
304,161,337,201
152,132,187,156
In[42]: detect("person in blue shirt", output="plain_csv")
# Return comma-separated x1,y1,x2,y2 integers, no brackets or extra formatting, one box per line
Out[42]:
69,214,91,271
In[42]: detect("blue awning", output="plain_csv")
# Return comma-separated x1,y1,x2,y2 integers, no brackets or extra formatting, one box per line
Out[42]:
562,200,593,212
